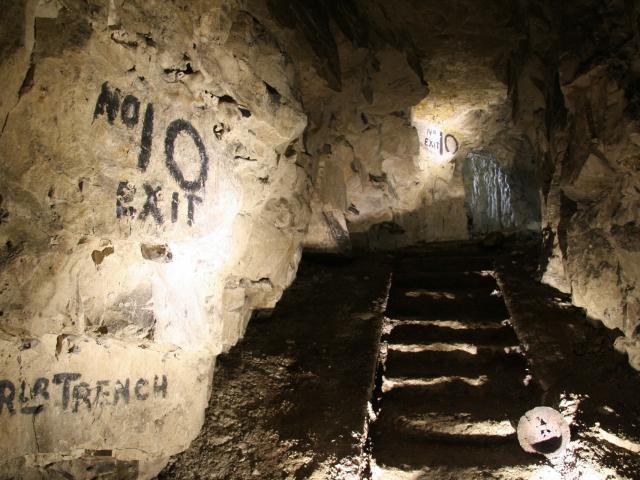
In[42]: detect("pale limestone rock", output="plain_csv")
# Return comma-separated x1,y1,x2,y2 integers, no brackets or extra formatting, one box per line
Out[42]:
249,6,433,251
0,334,213,471
541,234,572,294
562,153,615,203
0,0,310,473
615,336,640,371
557,71,640,342
513,0,640,370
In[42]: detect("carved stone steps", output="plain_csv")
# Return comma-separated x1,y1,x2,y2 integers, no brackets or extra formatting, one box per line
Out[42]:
371,251,541,477
372,435,537,470
380,380,539,420
392,271,498,291
385,348,526,379
387,295,510,321
387,323,518,346
395,256,495,273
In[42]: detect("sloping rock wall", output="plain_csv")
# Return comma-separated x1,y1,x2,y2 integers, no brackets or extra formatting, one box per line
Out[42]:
512,0,640,369
249,0,432,251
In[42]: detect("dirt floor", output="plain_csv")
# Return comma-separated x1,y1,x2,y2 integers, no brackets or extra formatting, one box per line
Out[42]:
497,243,640,479
158,240,640,480
159,254,392,479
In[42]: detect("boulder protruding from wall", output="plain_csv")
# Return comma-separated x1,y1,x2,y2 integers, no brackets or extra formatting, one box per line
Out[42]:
0,0,310,474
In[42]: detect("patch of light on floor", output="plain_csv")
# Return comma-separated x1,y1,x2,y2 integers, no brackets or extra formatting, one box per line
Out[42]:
402,413,515,436
526,393,635,480
311,432,370,479
439,320,503,330
387,319,504,330
388,342,478,354
536,441,627,480
593,427,640,454
503,345,523,354
558,392,585,424
530,465,564,480
404,290,457,300
382,375,488,392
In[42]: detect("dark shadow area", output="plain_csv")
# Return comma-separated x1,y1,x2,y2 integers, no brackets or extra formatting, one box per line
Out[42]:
497,242,640,479
159,254,392,479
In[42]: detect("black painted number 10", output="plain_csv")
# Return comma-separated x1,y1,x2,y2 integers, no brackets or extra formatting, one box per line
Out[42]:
93,82,209,226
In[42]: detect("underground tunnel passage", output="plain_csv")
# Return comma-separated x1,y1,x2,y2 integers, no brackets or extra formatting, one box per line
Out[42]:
1,0,640,478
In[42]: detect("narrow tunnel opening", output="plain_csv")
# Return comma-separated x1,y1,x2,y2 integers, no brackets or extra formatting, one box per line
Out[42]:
462,149,541,237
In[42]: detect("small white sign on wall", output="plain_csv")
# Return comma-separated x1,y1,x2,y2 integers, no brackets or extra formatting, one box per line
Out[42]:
415,122,459,161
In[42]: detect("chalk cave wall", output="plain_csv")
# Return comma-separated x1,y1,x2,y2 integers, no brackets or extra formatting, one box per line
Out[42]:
0,0,313,475
286,0,543,251
2,0,640,476
0,0,439,475
510,0,640,369
253,0,436,251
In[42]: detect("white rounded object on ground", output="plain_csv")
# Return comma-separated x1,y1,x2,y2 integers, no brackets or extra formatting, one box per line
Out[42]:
517,406,570,457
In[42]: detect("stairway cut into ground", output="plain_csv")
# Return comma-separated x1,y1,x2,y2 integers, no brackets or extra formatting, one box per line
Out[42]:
371,249,544,479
